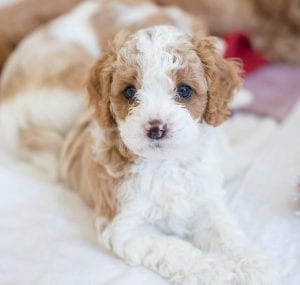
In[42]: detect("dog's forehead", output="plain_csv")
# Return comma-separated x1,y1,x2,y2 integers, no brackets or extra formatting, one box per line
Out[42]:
118,26,194,69
133,25,191,50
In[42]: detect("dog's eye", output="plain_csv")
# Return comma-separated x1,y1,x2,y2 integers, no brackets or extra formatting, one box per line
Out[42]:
177,84,193,99
123,86,137,100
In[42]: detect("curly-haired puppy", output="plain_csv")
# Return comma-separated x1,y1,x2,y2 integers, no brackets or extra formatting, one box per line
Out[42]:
0,0,277,284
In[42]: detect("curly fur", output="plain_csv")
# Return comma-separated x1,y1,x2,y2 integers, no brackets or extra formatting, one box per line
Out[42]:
194,37,241,126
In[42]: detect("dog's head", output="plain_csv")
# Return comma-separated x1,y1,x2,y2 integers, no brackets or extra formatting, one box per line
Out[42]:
88,26,241,159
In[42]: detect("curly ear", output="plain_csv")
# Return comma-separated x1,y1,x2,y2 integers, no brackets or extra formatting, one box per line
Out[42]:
87,52,116,129
195,37,242,126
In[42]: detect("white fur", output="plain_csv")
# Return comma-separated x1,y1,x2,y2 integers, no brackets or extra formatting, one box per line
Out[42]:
164,6,194,35
0,88,84,154
117,26,206,159
0,88,84,181
97,128,277,284
115,2,159,25
0,9,277,283
49,0,101,58
96,26,278,284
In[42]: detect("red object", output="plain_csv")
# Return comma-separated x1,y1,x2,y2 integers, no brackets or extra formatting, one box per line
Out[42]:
223,33,269,75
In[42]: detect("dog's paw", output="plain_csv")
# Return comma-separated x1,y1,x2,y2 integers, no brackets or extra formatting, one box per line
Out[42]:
169,254,236,285
231,250,278,285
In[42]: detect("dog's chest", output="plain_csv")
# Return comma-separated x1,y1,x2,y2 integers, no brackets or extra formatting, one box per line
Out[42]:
119,158,219,237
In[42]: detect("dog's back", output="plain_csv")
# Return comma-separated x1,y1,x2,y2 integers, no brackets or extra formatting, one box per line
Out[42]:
0,0,205,179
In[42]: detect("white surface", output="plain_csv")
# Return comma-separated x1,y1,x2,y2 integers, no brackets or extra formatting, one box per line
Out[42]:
0,167,166,285
1,105,299,284
227,103,300,285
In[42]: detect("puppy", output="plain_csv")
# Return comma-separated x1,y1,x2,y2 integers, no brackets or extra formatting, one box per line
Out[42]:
0,0,277,284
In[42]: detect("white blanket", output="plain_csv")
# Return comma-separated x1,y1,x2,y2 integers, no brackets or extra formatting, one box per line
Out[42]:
1,103,299,284
227,104,300,285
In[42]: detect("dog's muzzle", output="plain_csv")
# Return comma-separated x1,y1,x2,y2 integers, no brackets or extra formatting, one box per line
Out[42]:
144,119,167,140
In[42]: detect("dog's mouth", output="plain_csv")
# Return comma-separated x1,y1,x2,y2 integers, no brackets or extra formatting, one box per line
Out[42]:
132,134,184,159
148,130,171,146
119,118,199,159
149,141,163,149
147,128,176,150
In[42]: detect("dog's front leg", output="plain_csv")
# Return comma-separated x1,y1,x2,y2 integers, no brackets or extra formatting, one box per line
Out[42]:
190,200,278,285
96,214,236,285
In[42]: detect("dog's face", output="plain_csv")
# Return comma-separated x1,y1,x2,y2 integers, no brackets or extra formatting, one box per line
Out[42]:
88,26,241,159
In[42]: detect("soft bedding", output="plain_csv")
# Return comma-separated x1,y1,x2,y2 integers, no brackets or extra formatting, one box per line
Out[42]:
227,102,300,285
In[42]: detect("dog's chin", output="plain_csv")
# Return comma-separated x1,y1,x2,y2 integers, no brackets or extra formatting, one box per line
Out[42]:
121,135,199,160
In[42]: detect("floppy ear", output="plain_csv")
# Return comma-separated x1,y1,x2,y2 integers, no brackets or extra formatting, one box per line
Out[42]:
87,30,131,129
195,37,242,126
87,52,116,129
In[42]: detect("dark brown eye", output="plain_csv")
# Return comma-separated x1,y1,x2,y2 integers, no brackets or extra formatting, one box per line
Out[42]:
123,86,137,100
177,84,193,99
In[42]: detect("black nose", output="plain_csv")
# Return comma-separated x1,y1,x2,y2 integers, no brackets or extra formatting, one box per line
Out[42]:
145,120,167,140
148,126,166,140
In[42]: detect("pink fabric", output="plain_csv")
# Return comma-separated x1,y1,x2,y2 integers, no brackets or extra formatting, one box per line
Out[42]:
241,64,300,121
